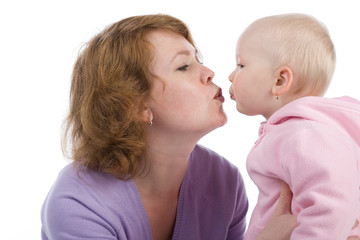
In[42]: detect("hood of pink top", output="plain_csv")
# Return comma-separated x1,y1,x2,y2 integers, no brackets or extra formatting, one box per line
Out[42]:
267,96,360,148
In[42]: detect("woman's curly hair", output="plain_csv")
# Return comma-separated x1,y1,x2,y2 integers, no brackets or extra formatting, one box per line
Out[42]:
63,14,195,179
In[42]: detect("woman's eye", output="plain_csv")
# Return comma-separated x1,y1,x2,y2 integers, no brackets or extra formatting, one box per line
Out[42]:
177,64,189,71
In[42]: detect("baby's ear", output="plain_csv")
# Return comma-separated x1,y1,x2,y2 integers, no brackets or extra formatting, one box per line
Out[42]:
272,66,293,98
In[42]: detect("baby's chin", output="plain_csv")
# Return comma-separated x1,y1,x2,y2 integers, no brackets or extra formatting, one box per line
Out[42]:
236,105,257,117
236,104,248,115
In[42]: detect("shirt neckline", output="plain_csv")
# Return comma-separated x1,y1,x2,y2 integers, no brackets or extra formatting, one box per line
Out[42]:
130,154,192,240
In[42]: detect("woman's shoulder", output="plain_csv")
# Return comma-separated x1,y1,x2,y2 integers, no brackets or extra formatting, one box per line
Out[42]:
176,145,248,239
190,144,239,174
42,163,137,212
188,145,244,193
47,163,130,196
41,163,146,239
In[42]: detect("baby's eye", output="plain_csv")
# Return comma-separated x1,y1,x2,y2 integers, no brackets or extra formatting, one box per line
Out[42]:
177,64,189,71
237,64,244,68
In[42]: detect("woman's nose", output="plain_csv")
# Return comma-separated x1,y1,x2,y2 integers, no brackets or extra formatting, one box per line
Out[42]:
202,66,214,84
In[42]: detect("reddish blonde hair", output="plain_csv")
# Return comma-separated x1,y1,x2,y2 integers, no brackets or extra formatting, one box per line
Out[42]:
63,14,195,179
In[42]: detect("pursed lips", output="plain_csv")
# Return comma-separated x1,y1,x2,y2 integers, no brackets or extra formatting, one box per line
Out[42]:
214,88,225,103
229,87,235,100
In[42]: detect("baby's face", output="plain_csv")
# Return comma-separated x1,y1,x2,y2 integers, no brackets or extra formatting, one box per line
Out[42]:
228,29,277,119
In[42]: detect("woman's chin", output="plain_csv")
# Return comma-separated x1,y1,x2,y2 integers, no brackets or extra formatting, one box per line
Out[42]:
211,113,228,130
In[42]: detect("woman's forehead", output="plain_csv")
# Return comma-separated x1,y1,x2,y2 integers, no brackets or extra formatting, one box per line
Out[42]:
147,30,195,66
147,30,194,54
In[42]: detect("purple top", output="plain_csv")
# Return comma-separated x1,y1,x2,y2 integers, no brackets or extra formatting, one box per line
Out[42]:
41,144,248,240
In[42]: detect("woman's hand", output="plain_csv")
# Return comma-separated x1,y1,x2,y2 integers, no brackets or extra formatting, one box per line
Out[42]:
255,180,297,240
256,180,360,240
348,220,360,240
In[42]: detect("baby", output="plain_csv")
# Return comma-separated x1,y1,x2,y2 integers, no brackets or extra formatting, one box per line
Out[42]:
229,13,360,239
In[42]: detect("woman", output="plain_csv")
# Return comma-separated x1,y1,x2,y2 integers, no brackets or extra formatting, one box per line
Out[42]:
41,14,311,240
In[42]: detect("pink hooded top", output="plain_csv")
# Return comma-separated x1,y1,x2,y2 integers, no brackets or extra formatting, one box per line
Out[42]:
245,96,360,240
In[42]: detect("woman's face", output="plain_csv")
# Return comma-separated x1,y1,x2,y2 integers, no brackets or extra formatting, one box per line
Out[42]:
146,30,227,137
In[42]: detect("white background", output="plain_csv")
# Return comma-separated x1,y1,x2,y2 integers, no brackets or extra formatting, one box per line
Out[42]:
1,0,359,239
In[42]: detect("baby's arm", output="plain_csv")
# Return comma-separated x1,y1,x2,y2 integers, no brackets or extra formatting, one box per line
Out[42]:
282,124,360,239
256,181,360,240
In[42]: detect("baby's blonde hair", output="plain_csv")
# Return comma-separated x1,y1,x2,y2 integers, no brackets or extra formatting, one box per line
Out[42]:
251,13,336,96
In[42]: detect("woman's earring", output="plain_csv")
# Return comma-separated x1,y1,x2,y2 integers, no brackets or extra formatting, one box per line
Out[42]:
148,117,153,126
275,94,279,100
145,107,153,126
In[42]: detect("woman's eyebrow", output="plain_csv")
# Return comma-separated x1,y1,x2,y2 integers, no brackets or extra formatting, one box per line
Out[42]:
171,49,193,63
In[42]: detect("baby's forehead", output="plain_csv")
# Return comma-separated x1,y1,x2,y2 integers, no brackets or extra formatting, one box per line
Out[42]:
238,24,268,46
246,20,273,36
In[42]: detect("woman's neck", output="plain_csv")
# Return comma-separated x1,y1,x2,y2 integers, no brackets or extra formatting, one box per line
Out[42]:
134,131,198,197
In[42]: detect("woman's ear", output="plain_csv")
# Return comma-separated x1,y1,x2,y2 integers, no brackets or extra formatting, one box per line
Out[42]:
272,66,293,98
141,106,153,126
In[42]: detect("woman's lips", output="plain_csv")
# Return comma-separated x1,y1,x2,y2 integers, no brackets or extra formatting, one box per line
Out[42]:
214,88,225,103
